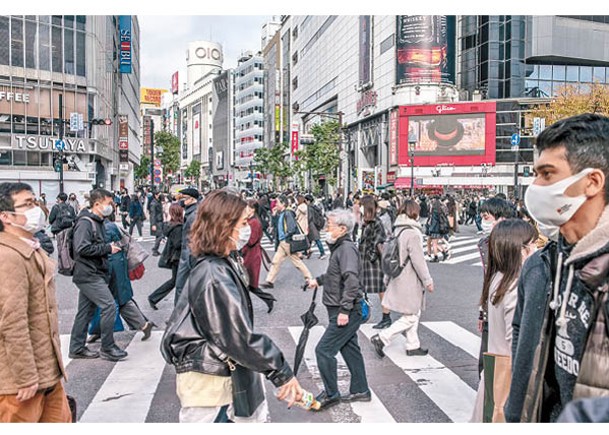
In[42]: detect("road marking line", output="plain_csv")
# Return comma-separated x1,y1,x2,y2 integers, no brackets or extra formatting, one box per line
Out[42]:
360,324,476,423
449,245,480,255
443,252,481,264
421,321,481,358
288,325,396,423
79,331,166,423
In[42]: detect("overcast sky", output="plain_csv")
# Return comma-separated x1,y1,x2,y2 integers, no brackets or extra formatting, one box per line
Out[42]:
140,15,274,90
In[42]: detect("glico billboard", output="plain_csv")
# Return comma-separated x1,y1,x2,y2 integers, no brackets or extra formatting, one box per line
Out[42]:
398,101,496,167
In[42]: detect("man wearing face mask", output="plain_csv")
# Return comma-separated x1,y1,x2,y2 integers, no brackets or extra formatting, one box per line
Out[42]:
173,188,201,305
505,113,609,422
68,189,126,362
0,183,71,422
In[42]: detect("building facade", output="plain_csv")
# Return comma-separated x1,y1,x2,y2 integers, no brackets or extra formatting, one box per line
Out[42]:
211,69,234,188
0,15,141,203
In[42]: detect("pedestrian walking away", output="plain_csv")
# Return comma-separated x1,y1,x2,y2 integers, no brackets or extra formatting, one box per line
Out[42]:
173,187,201,305
149,191,165,256
0,182,71,422
370,200,434,360
161,190,303,423
307,208,370,411
128,193,145,238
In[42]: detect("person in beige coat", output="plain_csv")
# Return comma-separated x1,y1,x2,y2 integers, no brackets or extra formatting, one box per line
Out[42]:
0,182,71,422
470,218,537,422
370,200,434,357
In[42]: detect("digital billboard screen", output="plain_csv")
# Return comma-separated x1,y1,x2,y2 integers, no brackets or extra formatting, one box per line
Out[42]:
408,113,486,156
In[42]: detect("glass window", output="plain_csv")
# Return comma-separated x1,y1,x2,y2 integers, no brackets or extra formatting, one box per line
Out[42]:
76,16,86,31
51,25,62,73
538,80,552,97
539,65,552,80
580,66,592,82
51,15,62,26
566,65,578,82
0,150,11,165
13,150,27,166
593,67,605,83
41,152,51,167
11,17,24,67
552,65,566,81
64,15,74,28
39,16,50,24
64,29,74,74
39,23,50,71
27,151,40,166
0,17,9,65
25,20,37,69
76,31,85,76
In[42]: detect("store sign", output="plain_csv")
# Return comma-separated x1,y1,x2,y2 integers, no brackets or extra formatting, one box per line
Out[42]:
0,91,30,103
12,135,86,152
140,88,166,107
118,115,129,162
291,123,299,158
356,90,378,116
119,16,132,74
171,71,179,94
387,171,396,184
389,109,399,165
195,46,222,61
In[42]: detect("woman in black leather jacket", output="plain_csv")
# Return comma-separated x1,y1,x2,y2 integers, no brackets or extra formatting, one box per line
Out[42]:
161,190,302,423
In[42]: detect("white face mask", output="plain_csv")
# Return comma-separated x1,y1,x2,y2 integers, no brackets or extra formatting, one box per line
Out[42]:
525,168,593,227
11,206,47,234
236,224,251,250
101,204,114,217
481,219,494,234
537,221,560,242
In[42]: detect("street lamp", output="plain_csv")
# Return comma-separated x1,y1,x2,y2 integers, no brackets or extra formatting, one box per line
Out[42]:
408,140,416,198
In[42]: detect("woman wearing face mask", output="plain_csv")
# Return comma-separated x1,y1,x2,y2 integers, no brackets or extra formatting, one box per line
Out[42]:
470,218,538,422
307,209,370,409
241,200,276,314
161,190,302,423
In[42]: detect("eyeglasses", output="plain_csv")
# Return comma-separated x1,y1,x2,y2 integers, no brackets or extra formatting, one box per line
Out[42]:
14,201,36,210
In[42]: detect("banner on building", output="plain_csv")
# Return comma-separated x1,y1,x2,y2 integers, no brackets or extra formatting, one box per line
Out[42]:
171,71,179,94
140,88,167,107
143,116,152,148
193,112,201,154
359,16,372,87
118,16,132,74
395,15,455,85
118,115,129,162
291,123,299,158
389,109,399,165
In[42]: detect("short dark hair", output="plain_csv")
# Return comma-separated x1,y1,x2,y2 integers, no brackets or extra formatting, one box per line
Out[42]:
89,188,113,208
277,195,288,206
0,182,33,232
479,197,515,220
536,113,609,203
57,193,68,202
398,200,421,220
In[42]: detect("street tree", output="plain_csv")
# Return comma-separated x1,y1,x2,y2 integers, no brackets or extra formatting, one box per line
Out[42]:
134,154,150,186
184,160,201,187
295,120,341,189
254,142,293,190
155,131,181,185
530,82,609,126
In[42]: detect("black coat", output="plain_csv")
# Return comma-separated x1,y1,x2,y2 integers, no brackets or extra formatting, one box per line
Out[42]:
175,202,200,292
72,209,111,284
162,223,183,265
149,199,164,230
49,202,76,234
162,254,293,387
316,235,362,314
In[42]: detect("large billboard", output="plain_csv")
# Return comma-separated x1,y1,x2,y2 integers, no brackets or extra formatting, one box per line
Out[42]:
141,88,167,107
396,15,455,85
398,102,496,167
359,15,372,87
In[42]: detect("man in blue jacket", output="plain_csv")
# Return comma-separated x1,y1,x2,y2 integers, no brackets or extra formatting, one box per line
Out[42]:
260,195,312,289
506,113,609,422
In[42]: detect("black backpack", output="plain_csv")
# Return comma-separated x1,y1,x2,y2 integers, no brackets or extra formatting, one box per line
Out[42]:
381,228,410,279
57,216,97,276
309,205,325,231
55,203,75,231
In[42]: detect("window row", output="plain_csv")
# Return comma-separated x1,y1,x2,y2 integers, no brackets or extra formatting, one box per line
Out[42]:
526,64,608,83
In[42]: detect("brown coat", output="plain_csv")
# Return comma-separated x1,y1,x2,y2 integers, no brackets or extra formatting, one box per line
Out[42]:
0,231,66,395
382,216,433,315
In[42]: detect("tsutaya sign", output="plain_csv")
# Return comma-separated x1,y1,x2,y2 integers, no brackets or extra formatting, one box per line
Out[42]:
12,135,87,152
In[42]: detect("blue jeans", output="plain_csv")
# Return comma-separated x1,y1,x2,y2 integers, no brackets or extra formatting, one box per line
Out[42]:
315,306,369,397
315,239,326,256
474,214,483,231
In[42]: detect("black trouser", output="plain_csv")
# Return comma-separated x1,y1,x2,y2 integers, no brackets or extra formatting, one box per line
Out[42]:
352,223,359,242
148,262,179,305
315,306,369,397
153,232,163,253
477,320,489,376
121,212,129,229
129,217,143,237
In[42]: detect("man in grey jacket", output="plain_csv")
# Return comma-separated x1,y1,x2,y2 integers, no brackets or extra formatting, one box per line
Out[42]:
506,113,609,422
307,209,370,411
173,188,200,306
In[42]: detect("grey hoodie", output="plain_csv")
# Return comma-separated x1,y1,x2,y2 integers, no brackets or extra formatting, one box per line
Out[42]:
506,205,609,422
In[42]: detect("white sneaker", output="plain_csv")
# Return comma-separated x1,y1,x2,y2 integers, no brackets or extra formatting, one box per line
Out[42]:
319,255,327,260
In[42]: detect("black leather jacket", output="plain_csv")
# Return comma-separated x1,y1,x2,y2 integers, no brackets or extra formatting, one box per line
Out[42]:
161,254,294,387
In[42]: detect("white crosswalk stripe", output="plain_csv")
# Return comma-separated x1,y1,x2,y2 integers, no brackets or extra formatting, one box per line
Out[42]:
62,320,481,423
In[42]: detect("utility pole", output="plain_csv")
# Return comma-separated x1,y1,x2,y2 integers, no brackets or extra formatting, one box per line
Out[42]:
150,119,155,191
58,93,64,194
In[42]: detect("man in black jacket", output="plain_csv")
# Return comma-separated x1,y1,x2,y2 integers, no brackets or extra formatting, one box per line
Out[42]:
260,195,312,289
119,189,130,230
48,193,75,235
307,208,370,410
149,191,164,256
68,189,126,362
173,188,201,305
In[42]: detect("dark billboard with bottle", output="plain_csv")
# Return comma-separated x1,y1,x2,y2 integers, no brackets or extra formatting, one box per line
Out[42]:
396,15,455,85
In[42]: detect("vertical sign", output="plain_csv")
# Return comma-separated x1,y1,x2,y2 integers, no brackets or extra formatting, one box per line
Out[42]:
389,109,399,165
118,115,129,165
171,71,179,94
291,123,299,158
143,116,152,149
359,15,372,87
396,15,453,85
118,16,132,74
193,112,201,155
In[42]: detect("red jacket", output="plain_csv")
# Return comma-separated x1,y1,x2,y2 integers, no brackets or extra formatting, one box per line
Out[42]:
241,216,263,288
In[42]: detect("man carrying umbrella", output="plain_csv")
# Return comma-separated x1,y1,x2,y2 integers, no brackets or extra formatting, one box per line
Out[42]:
306,208,370,411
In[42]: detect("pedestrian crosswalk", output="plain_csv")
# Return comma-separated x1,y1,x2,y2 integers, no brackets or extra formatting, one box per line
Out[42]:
62,320,481,423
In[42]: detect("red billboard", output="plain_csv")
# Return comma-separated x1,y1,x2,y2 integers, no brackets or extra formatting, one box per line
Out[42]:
171,71,179,95
398,102,496,167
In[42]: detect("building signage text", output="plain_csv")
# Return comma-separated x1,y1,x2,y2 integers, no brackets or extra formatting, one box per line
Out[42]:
0,91,30,103
435,104,456,114
195,46,223,61
356,90,378,116
13,135,86,152
119,16,132,74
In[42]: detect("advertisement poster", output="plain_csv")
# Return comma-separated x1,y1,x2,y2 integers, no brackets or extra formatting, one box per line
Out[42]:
408,113,486,156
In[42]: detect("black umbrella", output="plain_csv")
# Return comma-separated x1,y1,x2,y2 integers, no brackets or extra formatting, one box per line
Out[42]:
293,283,319,376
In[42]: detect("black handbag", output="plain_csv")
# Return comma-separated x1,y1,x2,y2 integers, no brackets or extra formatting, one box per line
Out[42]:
288,222,310,254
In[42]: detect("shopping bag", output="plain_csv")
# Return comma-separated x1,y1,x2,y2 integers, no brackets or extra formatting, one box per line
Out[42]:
483,352,512,423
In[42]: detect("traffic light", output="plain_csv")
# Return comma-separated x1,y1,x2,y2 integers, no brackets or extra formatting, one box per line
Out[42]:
53,157,62,173
90,118,113,125
523,166,531,177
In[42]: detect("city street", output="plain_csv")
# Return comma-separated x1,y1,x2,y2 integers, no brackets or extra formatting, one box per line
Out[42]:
56,222,484,423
